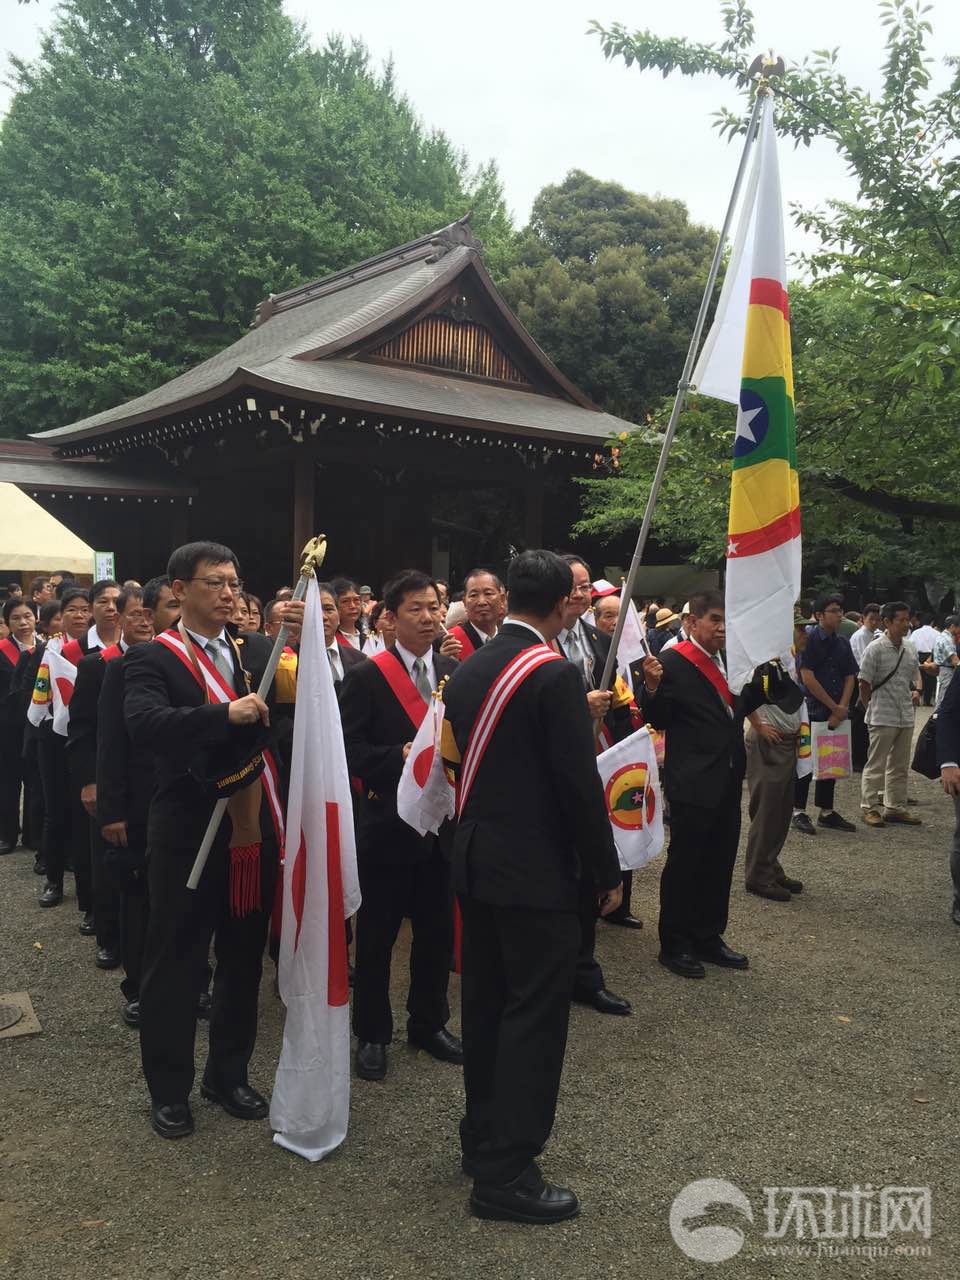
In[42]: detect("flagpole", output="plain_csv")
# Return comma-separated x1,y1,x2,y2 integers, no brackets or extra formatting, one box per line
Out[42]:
598,82,771,692
185,535,327,892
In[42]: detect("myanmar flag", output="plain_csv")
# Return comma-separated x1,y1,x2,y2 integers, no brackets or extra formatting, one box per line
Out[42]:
692,94,801,692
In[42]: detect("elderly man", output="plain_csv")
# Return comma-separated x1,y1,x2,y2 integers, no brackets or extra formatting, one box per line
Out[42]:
858,601,921,827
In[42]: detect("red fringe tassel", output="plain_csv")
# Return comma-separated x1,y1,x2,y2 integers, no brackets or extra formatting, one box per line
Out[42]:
229,843,262,917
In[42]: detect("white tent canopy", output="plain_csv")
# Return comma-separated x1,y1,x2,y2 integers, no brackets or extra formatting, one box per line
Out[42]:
0,482,95,575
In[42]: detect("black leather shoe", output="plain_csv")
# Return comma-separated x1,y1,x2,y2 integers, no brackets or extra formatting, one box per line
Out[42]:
199,1081,268,1120
151,1102,193,1139
355,1041,387,1081
408,1027,464,1064
747,883,791,902
33,855,46,876
196,991,212,1021
78,911,96,936
0,840,15,856
658,951,706,979
780,876,804,894
695,941,749,969
95,946,121,970
122,1000,141,1028
791,812,816,836
471,1165,580,1225
573,987,632,1015
39,881,63,908
817,811,856,832
604,913,644,929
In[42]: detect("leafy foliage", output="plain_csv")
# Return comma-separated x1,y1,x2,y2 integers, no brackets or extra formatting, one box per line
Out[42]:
0,1,510,437
498,171,716,422
586,0,960,595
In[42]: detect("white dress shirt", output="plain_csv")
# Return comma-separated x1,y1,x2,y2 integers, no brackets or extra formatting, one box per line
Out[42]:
502,617,547,645
850,625,880,663
326,643,344,683
183,626,235,676
395,640,436,689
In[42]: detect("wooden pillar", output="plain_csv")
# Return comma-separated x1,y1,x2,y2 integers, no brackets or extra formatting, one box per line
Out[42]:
523,466,544,549
292,455,316,577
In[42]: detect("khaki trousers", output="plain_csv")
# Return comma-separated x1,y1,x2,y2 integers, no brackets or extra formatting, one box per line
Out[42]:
860,724,913,813
744,729,798,890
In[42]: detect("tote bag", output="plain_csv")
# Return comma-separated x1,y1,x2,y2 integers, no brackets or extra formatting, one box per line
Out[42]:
811,719,853,781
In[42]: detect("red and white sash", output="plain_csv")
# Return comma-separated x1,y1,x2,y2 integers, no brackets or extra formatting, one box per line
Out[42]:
369,649,429,732
100,643,123,664
457,644,562,815
673,639,734,709
448,624,477,660
154,628,285,844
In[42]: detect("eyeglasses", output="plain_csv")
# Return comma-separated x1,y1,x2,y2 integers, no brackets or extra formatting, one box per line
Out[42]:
570,583,593,595
188,577,243,593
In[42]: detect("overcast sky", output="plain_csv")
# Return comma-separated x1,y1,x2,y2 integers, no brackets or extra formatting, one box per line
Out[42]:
4,0,958,261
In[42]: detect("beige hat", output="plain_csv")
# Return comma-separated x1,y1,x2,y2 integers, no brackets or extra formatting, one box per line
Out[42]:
655,607,680,627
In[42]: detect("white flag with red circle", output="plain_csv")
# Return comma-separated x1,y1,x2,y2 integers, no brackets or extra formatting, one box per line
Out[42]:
396,696,455,837
269,577,361,1162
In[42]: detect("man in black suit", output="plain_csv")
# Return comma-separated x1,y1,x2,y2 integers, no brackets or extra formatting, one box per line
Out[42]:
124,541,290,1140
97,581,162,1025
67,589,149,970
443,549,623,1224
936,670,960,924
446,569,502,658
318,581,367,693
640,589,784,978
557,554,636,1012
339,569,461,1083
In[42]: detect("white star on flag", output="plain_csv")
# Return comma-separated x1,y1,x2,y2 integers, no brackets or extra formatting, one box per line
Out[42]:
734,403,763,446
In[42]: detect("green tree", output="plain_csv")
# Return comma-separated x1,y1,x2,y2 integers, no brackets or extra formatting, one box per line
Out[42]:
498,171,716,422
584,0,960,593
0,1,510,437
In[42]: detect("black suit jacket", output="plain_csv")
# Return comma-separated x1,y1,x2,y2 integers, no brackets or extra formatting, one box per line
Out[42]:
443,622,621,911
339,644,457,865
97,652,156,843
641,646,764,809
564,618,632,742
937,671,960,767
66,650,118,789
333,642,367,697
124,629,277,850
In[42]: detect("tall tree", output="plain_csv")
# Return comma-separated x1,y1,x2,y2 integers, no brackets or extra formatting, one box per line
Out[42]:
584,0,960,593
499,171,716,422
0,1,510,437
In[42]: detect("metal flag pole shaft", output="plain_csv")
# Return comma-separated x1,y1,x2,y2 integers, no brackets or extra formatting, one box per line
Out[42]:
186,536,327,892
598,87,768,693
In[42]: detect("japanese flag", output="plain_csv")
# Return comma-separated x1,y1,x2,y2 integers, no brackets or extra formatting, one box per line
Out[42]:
397,696,455,837
28,638,76,735
270,577,361,1162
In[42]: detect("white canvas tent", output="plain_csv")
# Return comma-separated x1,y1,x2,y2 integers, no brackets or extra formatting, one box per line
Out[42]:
0,482,95,575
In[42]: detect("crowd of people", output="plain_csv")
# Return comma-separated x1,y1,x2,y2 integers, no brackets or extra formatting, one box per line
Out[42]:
1,551,959,1225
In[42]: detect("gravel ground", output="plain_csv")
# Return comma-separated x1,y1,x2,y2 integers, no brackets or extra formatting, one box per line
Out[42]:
2,722,958,1279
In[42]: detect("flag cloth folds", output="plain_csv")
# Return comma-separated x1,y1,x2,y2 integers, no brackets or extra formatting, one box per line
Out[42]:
270,577,361,1162
596,727,665,871
397,695,455,837
27,639,76,736
692,95,801,692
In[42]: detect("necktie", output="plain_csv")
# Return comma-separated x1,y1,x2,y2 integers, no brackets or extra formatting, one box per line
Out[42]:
327,646,343,683
564,628,587,686
208,637,235,687
412,656,433,703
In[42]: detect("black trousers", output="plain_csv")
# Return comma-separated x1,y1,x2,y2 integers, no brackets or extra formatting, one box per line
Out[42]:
104,839,149,1003
604,868,633,921
37,730,90,906
21,742,43,851
850,701,869,773
573,874,606,996
794,773,836,811
89,818,122,951
139,832,277,1105
0,723,24,845
658,781,742,955
458,896,579,1185
352,845,452,1045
